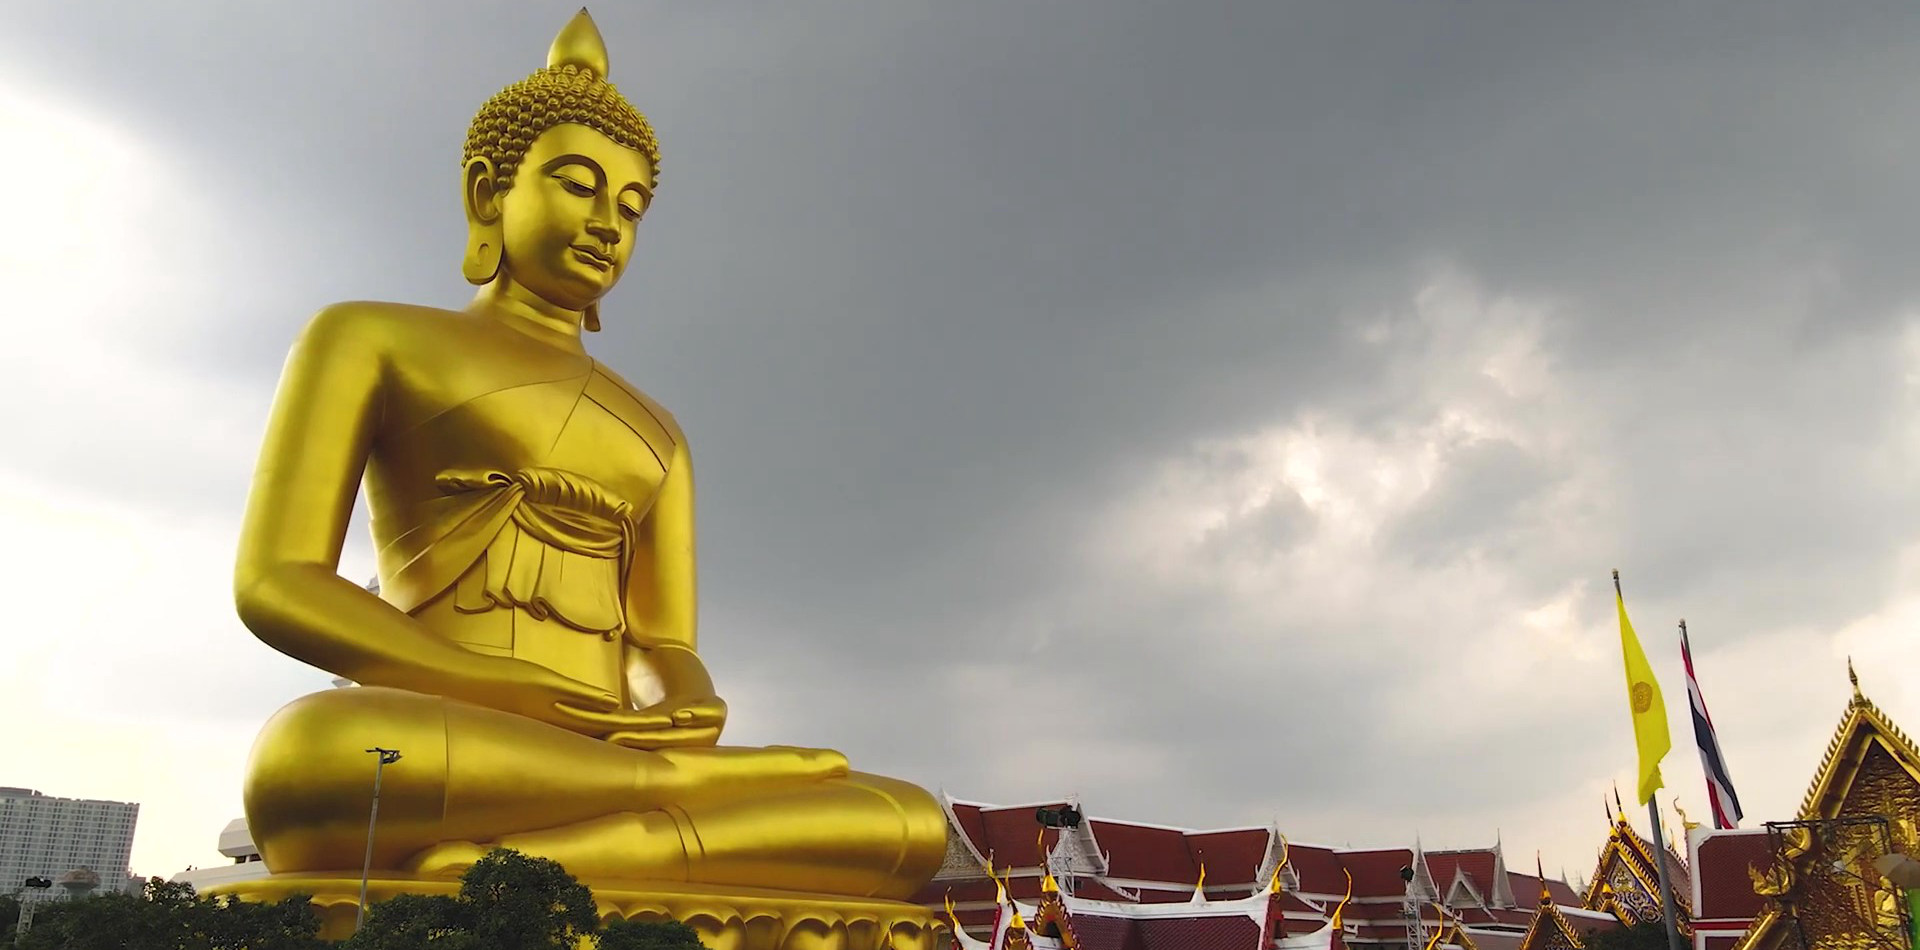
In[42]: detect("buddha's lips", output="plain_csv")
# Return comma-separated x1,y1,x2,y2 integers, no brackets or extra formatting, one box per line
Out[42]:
571,245,614,270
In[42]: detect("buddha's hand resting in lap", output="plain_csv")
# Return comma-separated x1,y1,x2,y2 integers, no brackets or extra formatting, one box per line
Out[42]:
439,653,625,732
548,694,729,749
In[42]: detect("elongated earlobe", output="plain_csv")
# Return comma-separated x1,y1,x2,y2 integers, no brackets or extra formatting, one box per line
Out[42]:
462,157,504,285
462,231,502,285
583,303,601,332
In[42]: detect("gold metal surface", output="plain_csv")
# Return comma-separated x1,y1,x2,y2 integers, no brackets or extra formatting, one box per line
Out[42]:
1516,900,1588,950
1580,809,1694,929
216,9,947,940
1731,671,1920,950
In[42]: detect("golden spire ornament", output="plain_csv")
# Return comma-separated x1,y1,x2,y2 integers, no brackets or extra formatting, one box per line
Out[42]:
548,8,611,76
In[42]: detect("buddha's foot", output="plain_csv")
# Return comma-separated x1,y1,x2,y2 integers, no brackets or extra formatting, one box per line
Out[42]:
403,840,490,880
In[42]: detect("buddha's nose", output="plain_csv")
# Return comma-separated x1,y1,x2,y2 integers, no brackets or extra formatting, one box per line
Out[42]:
586,216,619,243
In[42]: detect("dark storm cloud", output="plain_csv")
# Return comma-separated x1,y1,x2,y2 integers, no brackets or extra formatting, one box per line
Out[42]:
7,0,1920,873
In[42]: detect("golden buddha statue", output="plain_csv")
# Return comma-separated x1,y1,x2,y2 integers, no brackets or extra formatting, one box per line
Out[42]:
220,10,947,944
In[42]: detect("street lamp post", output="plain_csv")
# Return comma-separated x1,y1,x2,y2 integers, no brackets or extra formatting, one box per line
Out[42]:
354,747,402,933
15,876,52,938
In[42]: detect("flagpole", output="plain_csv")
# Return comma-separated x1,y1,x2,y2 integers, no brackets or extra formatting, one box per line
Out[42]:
1613,571,1685,950
1645,795,1686,950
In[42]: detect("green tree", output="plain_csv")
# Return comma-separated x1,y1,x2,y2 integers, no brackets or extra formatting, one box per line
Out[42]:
11,878,324,950
346,893,473,949
198,893,330,950
458,849,599,950
598,918,707,950
347,849,600,949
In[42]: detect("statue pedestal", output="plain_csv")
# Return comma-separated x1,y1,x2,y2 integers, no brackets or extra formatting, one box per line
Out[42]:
209,874,948,948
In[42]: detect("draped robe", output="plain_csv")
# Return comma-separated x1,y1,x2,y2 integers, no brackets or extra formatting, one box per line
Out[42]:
361,343,683,697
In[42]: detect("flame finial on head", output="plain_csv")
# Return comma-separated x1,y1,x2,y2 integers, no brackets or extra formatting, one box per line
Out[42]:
548,8,611,77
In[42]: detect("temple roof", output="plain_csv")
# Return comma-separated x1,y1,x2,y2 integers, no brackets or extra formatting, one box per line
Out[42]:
1729,669,1920,950
1581,809,1694,929
932,795,1585,950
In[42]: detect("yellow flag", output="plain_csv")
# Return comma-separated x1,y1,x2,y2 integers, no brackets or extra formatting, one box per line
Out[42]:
1615,578,1671,804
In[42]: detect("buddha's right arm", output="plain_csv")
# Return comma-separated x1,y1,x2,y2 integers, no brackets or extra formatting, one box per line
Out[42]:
232,305,491,692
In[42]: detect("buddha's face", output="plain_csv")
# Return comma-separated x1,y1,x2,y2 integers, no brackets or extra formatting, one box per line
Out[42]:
495,122,655,311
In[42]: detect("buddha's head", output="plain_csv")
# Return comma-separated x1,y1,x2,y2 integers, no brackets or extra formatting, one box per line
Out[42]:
461,9,659,331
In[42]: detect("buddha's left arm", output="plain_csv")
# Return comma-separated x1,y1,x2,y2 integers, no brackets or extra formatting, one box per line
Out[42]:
625,436,725,730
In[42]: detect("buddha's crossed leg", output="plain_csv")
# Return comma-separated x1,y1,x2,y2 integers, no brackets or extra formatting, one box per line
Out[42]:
244,686,935,895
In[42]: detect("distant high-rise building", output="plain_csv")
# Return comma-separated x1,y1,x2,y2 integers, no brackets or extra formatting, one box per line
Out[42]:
0,788,139,902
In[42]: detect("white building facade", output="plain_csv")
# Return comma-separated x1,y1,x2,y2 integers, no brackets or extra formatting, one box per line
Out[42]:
0,787,139,902
169,818,269,893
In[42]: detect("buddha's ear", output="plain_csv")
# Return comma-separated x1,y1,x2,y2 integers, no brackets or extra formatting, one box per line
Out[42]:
462,157,504,285
463,157,502,225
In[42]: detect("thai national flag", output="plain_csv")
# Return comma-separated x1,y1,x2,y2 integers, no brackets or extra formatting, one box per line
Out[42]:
1680,625,1743,829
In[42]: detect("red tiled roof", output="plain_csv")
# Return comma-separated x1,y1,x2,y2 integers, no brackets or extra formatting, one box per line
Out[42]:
1289,844,1350,896
1075,879,1138,902
1132,886,1203,904
1340,902,1410,922
977,803,1069,868
1134,915,1265,950
949,907,1001,931
907,877,999,906
1071,915,1148,950
1502,873,1580,907
1484,907,1535,927
1093,820,1201,884
1427,851,1499,902
1275,892,1320,916
1187,829,1271,884
1694,832,1769,921
1339,849,1416,898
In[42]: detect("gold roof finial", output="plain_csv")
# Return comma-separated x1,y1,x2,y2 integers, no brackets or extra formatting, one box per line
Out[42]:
548,8,611,78
1848,657,1862,701
1674,799,1701,833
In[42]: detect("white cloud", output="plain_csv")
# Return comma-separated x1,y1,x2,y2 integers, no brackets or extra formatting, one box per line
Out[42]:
1022,268,1920,874
0,83,369,878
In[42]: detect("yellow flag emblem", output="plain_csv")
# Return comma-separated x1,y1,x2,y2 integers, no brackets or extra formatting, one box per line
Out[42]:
1614,573,1671,805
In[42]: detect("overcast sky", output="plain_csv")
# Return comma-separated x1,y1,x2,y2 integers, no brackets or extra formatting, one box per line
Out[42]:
2,0,1916,885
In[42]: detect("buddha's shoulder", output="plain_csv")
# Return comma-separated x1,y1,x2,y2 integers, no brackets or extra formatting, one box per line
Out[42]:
587,360,686,446
294,301,477,355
